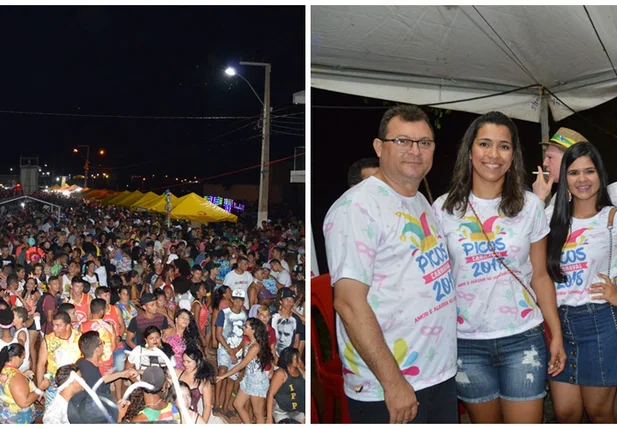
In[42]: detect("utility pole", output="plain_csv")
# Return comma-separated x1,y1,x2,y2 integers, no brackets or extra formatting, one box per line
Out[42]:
239,61,271,227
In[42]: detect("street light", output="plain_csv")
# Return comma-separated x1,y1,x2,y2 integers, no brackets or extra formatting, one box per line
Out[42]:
224,61,271,227
73,146,105,188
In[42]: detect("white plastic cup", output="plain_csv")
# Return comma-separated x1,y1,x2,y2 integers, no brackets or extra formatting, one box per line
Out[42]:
33,315,41,331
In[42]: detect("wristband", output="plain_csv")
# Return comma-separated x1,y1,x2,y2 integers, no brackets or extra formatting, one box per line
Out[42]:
34,387,43,395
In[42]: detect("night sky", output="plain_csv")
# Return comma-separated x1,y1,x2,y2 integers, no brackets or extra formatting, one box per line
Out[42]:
0,6,305,194
311,88,617,272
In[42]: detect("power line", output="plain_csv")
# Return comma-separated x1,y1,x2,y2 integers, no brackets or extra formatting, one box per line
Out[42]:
147,152,305,192
271,123,305,131
272,129,304,137
0,109,255,120
272,112,304,118
583,6,617,79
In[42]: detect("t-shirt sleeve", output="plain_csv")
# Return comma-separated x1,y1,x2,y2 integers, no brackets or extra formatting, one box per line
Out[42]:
127,317,137,334
323,192,380,288
222,272,231,286
528,193,550,243
294,315,305,336
215,310,226,327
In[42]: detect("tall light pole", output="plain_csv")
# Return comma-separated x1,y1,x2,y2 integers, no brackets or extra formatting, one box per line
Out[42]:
225,62,271,227
73,145,90,188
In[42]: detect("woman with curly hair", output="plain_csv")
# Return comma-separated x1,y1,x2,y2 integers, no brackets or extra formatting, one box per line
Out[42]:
163,309,203,369
175,347,217,422
216,317,274,423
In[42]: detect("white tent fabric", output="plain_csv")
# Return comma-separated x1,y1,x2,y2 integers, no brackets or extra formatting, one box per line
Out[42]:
311,6,617,122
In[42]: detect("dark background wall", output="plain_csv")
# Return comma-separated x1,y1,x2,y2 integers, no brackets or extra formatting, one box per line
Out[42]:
311,88,617,273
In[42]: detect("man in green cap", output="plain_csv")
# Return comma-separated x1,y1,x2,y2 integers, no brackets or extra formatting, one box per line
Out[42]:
532,127,587,218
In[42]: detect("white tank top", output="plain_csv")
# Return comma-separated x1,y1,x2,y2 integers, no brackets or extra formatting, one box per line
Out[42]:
13,327,30,372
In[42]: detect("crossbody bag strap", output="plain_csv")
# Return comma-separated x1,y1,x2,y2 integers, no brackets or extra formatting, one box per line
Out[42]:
607,207,617,279
468,202,537,304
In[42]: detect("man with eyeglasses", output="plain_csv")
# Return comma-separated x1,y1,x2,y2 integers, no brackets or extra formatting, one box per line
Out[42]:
324,105,458,424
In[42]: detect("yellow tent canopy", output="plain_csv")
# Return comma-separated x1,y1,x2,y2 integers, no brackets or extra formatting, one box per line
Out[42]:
104,190,131,205
149,194,183,214
170,193,238,223
131,192,160,210
116,191,144,208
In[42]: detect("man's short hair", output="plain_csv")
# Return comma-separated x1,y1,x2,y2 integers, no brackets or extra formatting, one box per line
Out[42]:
13,306,28,322
90,298,106,315
53,311,71,325
71,276,85,285
59,303,75,313
55,363,80,387
78,331,101,358
348,157,380,187
95,286,110,298
6,274,18,287
377,105,434,141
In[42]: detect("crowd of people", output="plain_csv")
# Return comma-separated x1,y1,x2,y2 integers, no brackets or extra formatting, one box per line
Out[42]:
0,195,306,424
324,104,617,423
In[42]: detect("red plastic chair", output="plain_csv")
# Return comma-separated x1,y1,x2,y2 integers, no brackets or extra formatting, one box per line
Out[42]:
311,273,351,423
311,395,320,423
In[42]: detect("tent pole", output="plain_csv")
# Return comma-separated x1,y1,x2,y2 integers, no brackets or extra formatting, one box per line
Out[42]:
540,87,550,162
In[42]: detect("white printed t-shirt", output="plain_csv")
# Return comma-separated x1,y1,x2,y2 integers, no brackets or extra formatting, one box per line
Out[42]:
432,191,548,340
556,206,617,307
223,270,254,309
324,176,457,402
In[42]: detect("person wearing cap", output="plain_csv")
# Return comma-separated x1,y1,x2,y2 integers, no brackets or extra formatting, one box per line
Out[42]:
223,256,254,310
214,288,248,418
271,288,303,358
249,287,276,319
125,292,169,350
533,127,591,218
130,366,182,422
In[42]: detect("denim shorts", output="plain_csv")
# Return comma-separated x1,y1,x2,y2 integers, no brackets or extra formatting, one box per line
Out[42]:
217,347,240,380
456,325,548,403
113,346,127,373
550,302,617,386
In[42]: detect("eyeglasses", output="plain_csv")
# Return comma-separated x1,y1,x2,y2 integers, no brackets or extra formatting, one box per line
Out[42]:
380,138,435,150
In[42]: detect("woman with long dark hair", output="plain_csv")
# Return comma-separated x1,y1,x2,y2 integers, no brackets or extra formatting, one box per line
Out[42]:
175,346,217,422
126,325,176,371
0,343,49,423
210,285,232,350
546,141,617,423
266,347,305,423
432,111,566,423
163,309,203,369
216,317,274,423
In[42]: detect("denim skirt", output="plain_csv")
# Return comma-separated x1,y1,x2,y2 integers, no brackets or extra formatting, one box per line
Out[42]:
550,302,617,386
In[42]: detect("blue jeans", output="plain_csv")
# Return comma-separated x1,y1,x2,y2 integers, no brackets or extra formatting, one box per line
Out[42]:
456,325,548,403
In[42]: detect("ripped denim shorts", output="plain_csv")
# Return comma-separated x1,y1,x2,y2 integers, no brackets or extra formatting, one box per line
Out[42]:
455,325,548,403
